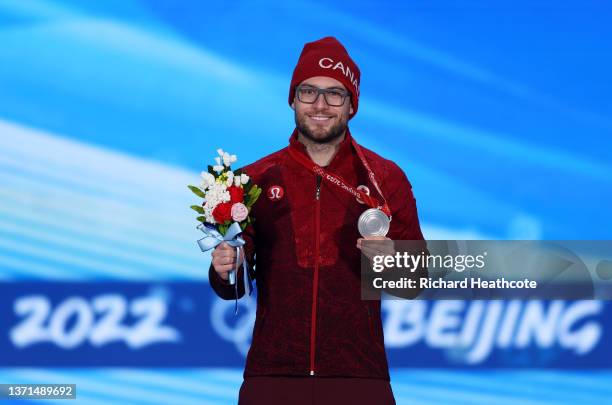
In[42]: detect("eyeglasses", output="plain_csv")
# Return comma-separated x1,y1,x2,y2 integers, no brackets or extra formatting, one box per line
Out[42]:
295,85,350,107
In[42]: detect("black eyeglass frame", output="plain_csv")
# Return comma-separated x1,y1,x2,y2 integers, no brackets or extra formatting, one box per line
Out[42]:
295,85,351,107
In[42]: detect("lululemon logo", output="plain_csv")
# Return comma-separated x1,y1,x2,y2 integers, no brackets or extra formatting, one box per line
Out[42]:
267,185,284,201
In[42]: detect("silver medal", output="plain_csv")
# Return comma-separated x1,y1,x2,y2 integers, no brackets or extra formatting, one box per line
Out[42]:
358,208,390,237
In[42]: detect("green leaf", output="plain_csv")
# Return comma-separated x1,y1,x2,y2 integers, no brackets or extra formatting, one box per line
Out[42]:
188,185,206,199
246,186,262,207
196,216,207,223
190,205,205,214
243,186,254,205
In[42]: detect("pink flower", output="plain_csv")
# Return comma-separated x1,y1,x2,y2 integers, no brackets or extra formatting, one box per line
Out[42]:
231,202,249,222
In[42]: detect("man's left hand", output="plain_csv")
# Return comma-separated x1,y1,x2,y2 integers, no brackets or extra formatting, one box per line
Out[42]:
356,236,395,260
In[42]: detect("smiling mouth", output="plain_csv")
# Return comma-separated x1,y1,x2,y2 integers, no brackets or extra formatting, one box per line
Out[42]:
308,115,333,122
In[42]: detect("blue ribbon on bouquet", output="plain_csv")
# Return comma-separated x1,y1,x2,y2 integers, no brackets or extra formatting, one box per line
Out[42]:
197,221,254,315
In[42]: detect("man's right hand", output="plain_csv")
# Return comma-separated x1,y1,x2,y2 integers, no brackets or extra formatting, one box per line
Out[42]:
211,242,244,281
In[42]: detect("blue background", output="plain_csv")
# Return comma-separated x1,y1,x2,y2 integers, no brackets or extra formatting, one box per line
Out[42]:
1,0,611,404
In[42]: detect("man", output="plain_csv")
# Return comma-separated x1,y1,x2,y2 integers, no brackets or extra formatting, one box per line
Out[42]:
209,37,424,405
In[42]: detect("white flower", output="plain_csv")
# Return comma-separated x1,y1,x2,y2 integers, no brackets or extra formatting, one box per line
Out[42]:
240,173,249,184
234,176,241,186
222,153,231,167
201,181,231,223
226,171,234,187
230,154,237,163
214,157,221,165
200,171,215,189
217,148,224,156
213,165,224,173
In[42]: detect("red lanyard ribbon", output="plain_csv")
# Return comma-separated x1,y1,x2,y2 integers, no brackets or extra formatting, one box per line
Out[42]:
287,137,391,218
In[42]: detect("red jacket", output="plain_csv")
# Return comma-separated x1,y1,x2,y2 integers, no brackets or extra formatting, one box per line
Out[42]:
209,129,424,380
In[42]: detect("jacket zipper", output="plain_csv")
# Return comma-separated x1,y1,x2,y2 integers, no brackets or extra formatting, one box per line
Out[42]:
310,175,322,376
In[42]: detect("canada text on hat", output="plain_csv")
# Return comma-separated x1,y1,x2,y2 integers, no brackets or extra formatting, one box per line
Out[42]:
318,57,359,95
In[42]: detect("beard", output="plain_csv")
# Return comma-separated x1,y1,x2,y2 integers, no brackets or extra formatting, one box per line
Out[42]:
295,111,348,144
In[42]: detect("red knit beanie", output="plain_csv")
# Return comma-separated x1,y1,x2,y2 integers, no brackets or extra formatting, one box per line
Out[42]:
289,36,360,118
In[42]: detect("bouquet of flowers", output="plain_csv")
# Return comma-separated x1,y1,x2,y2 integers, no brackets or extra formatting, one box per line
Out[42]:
189,149,261,297
189,149,261,234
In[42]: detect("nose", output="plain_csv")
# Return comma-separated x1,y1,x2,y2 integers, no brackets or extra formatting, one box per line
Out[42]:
313,92,328,109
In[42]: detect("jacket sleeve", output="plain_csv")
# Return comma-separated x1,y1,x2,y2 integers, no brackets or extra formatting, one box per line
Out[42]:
385,162,424,241
382,162,428,299
208,223,257,300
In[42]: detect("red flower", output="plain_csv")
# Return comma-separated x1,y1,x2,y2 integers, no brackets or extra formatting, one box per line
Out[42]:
228,185,244,203
212,202,232,224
